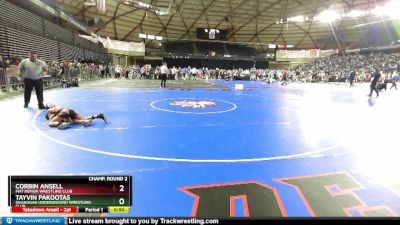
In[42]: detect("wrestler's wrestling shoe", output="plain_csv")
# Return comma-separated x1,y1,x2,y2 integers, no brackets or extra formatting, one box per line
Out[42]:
98,113,108,123
58,122,72,130
82,121,91,127
45,103,55,110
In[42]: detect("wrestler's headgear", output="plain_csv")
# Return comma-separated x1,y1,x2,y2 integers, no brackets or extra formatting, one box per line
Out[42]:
59,109,70,117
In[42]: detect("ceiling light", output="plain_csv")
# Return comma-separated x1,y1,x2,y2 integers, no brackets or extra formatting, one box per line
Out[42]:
315,10,341,23
288,15,305,22
138,1,151,8
156,8,169,15
371,7,385,16
346,10,366,18
370,0,400,18
382,0,400,19
83,0,96,6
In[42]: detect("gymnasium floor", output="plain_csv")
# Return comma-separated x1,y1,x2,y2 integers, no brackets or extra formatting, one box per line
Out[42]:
1,80,400,217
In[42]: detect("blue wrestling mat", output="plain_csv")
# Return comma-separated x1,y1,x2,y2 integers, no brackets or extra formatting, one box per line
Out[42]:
1,80,400,217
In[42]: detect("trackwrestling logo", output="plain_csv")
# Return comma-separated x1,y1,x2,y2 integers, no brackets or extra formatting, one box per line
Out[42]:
170,100,217,109
2,217,64,225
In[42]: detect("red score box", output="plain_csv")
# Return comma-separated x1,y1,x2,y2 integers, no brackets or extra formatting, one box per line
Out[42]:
12,206,77,213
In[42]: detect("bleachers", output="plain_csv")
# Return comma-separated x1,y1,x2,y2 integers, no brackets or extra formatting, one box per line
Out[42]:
1,25,59,62
0,24,8,56
159,41,262,69
0,0,43,35
43,20,74,44
162,41,257,58
226,44,256,57
0,0,110,64
59,43,81,62
164,42,194,55
196,42,225,55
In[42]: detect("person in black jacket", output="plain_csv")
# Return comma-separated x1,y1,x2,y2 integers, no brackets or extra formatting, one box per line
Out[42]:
0,55,9,92
349,70,356,87
105,65,111,78
368,68,381,98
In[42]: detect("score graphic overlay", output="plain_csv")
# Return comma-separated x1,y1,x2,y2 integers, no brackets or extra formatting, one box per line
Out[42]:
8,176,132,214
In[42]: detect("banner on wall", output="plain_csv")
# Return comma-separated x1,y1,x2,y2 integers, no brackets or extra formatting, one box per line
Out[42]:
276,49,336,60
80,35,145,56
102,37,145,56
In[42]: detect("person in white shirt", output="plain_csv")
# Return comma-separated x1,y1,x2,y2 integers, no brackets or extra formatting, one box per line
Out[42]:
191,67,197,80
160,62,168,87
114,65,121,79
99,65,105,78
19,51,47,109
171,66,177,80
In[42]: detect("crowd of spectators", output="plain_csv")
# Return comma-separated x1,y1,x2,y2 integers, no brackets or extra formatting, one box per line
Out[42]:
293,50,400,82
2,49,400,92
0,54,112,91
111,50,400,83
111,65,270,81
0,55,22,91
109,64,284,81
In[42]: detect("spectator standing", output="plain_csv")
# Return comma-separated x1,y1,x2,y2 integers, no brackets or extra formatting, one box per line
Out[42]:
105,65,111,78
191,67,197,80
7,57,20,90
99,65,105,78
0,55,9,91
369,68,381,98
160,62,168,87
114,65,121,79
349,70,356,87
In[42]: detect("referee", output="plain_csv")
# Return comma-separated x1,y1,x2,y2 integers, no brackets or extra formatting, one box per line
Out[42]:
160,62,168,87
19,51,47,109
